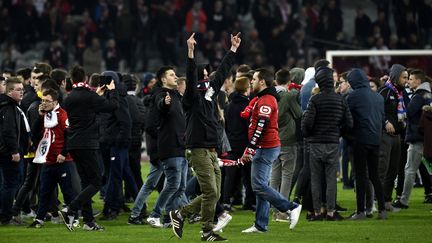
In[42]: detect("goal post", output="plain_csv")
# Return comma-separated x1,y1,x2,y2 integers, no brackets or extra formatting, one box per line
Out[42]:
326,49,432,76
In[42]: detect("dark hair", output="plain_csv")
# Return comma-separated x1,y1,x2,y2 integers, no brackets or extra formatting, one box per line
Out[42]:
156,66,174,84
236,64,252,74
41,79,60,91
275,68,291,85
39,74,51,83
88,74,100,88
70,65,86,83
42,89,59,101
50,69,67,86
313,59,330,70
33,62,52,75
369,77,381,89
409,69,426,83
339,71,349,81
255,68,274,87
3,68,15,76
16,68,32,80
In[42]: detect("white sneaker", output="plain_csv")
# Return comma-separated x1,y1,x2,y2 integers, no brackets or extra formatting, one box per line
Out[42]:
51,216,62,224
241,225,264,233
289,204,302,230
146,217,163,228
213,212,232,232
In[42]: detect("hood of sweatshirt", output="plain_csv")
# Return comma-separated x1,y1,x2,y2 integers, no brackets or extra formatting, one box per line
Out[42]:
347,68,370,90
315,66,334,91
389,64,406,86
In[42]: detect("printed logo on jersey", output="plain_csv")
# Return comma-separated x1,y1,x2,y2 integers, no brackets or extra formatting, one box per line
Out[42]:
259,106,271,115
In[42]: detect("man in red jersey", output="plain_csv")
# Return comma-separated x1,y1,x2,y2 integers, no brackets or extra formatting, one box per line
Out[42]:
241,68,302,233
28,89,77,228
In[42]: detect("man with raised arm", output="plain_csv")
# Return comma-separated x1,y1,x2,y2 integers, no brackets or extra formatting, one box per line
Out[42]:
169,32,240,242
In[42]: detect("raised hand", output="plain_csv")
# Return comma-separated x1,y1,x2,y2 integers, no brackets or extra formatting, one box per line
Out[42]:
165,91,171,105
187,33,197,58
187,33,197,51
230,32,241,52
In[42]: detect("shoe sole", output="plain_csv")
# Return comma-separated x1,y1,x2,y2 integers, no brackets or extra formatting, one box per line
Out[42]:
169,211,182,239
58,211,74,232
289,205,302,230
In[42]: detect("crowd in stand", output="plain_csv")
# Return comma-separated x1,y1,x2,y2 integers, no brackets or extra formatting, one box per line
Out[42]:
1,0,432,75
1,27,432,241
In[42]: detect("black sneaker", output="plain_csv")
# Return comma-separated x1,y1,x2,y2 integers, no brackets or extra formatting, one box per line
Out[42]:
28,219,44,228
128,215,144,225
100,210,119,221
83,222,105,231
201,231,227,241
424,194,432,204
59,209,75,231
169,210,184,238
307,213,324,221
326,211,344,221
392,200,409,209
335,204,347,212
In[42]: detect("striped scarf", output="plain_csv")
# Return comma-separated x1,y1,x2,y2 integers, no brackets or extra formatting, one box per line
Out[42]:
72,82,90,89
385,80,407,126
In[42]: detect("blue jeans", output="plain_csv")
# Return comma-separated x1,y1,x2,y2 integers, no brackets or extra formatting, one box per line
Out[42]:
251,147,297,231
104,146,138,211
150,157,188,218
131,163,163,218
36,162,76,220
0,160,21,222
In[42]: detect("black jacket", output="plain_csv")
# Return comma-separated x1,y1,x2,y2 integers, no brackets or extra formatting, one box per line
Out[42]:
405,82,431,143
126,95,146,147
347,69,385,146
27,98,43,152
183,51,235,148
302,67,353,144
20,85,38,113
0,94,29,159
224,91,249,154
104,83,132,148
155,87,186,160
143,89,160,162
64,87,119,150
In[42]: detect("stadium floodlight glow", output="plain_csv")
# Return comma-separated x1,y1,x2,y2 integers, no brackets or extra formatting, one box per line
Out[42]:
326,49,432,66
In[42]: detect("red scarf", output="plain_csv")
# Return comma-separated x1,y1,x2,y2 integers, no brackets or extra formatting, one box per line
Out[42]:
72,82,90,89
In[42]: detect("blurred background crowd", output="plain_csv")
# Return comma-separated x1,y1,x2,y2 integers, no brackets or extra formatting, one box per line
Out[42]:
1,0,432,78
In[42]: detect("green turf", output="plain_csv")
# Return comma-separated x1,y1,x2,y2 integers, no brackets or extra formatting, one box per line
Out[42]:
1,162,432,242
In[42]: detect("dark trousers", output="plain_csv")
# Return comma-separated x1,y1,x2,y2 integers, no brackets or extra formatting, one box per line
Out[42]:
223,152,255,207
0,160,21,222
104,146,137,212
69,149,102,223
13,160,41,214
36,163,76,220
126,143,143,199
396,141,408,196
378,133,401,202
353,143,385,212
290,142,304,198
295,141,310,199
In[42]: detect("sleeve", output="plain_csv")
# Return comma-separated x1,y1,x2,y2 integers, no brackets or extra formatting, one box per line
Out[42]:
183,58,198,109
114,97,132,146
2,106,19,154
93,89,119,113
301,98,316,138
341,98,353,134
247,97,273,149
210,51,235,94
156,91,171,114
60,111,69,156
